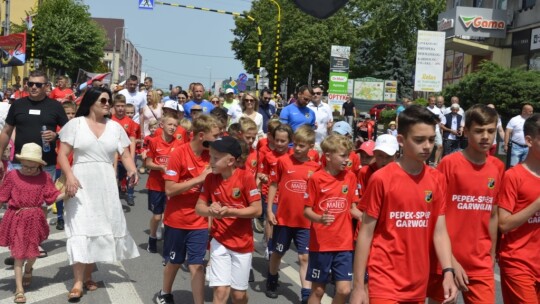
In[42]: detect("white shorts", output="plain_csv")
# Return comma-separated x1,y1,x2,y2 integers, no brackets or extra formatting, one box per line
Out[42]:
435,131,443,146
208,238,252,290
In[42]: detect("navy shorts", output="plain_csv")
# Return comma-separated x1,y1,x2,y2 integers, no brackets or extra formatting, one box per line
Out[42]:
162,226,208,265
306,251,353,283
147,190,166,214
272,225,310,255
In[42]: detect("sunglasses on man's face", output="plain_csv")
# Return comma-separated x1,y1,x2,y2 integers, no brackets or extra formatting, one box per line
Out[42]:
98,97,111,105
313,92,323,95
28,81,46,88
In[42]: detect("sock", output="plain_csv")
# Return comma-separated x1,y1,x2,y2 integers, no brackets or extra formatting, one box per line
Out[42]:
267,272,278,283
267,239,273,252
160,290,169,296
301,288,311,301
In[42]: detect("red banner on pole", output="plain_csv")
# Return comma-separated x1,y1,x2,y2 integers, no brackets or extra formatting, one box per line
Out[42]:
0,32,27,67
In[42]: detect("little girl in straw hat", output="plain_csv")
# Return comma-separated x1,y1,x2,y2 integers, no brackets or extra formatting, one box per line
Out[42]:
0,142,64,303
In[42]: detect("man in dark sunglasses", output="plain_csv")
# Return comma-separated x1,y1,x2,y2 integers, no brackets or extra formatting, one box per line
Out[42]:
258,88,276,133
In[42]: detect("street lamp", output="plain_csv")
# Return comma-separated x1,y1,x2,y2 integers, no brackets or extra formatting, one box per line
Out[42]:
112,27,127,84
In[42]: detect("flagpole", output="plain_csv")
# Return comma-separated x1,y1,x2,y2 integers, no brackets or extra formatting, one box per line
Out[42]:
2,0,11,90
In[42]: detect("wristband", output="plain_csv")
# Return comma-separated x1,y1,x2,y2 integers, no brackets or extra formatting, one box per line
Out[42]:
442,267,455,277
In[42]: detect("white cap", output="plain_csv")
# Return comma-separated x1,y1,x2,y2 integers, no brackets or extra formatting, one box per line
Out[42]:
374,134,399,156
225,88,235,94
163,99,179,111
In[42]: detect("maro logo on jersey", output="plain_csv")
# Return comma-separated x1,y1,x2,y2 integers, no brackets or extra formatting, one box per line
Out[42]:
425,190,433,203
285,180,306,193
232,188,241,199
487,178,495,189
155,155,170,165
319,197,347,214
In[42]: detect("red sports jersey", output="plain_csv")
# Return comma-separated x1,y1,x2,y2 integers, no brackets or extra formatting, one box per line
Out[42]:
145,135,183,191
359,162,446,302
111,115,137,138
199,168,261,253
304,169,358,252
357,163,378,198
308,149,320,163
498,164,540,280
436,152,504,276
49,87,75,102
272,155,320,228
154,125,188,144
245,147,259,176
321,151,360,176
163,144,210,229
260,148,291,202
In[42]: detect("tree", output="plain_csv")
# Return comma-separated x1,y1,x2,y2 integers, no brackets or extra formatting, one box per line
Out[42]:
33,0,106,79
373,44,413,99
443,61,540,120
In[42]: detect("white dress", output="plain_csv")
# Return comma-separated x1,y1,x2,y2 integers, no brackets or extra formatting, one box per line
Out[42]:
59,117,140,265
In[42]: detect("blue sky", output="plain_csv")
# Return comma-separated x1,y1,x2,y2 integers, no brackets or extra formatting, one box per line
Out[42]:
83,0,253,90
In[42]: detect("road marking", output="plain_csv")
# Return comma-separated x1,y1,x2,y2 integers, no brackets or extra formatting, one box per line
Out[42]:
0,251,68,280
495,273,500,282
12,281,71,302
0,230,67,255
97,262,144,304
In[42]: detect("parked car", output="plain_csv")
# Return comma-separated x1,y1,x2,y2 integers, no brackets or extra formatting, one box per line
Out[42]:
369,103,398,120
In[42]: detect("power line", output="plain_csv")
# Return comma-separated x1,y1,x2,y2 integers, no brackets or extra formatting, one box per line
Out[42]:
137,45,236,59
144,64,231,79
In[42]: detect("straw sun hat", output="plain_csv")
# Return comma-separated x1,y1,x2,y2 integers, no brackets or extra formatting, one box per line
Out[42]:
15,143,47,166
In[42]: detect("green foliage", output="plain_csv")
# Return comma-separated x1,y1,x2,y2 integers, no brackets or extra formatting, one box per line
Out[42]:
33,0,106,80
414,97,428,106
380,108,397,128
442,61,540,119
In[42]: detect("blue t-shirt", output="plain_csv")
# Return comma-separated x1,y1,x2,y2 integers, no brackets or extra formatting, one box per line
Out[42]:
279,103,315,131
183,100,215,120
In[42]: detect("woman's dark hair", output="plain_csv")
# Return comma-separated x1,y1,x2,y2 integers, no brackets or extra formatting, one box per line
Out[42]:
76,87,112,117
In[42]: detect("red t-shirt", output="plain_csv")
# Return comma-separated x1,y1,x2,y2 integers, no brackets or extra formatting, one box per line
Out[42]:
163,144,210,229
49,87,75,102
260,148,291,201
271,155,320,228
111,115,137,138
199,168,261,253
245,148,259,176
13,90,29,99
498,164,540,280
357,163,378,199
145,135,183,191
359,162,446,302
154,125,188,144
308,149,319,163
304,169,358,252
321,151,360,176
436,152,504,276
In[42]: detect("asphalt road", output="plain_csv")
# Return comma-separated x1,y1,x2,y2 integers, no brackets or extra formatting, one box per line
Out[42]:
0,173,504,303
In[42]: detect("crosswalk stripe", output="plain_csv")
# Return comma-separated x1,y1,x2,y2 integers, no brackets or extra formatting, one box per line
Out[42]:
96,262,144,304
0,251,68,280
0,230,67,255
15,281,72,302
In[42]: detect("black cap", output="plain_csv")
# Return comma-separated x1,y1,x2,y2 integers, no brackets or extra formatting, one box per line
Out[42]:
203,136,242,159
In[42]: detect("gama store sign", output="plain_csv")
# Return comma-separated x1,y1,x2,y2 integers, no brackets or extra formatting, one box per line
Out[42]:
438,6,507,39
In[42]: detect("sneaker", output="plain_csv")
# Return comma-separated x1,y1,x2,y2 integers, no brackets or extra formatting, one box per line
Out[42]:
147,237,157,253
127,197,135,206
301,300,308,304
156,292,174,304
4,256,14,266
265,279,279,299
56,219,65,230
253,218,264,233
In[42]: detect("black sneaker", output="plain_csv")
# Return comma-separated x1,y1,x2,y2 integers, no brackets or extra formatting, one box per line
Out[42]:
56,219,65,230
147,237,157,253
127,197,135,206
156,292,174,304
265,279,279,299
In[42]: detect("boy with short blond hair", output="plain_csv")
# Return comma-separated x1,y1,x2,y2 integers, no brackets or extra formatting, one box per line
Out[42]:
196,136,262,304
303,134,360,304
238,117,259,176
265,125,321,303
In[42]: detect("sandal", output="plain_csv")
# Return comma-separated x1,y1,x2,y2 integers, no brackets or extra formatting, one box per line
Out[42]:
84,280,98,291
67,288,83,302
22,268,32,287
14,291,26,303
38,247,48,259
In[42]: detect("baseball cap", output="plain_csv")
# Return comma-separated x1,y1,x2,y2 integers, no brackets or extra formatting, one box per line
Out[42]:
359,140,375,156
225,88,235,94
374,134,399,156
203,136,242,159
332,121,353,136
163,100,179,111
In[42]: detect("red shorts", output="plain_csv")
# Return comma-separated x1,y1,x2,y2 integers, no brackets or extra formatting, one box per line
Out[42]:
427,274,494,304
370,299,423,304
501,272,540,304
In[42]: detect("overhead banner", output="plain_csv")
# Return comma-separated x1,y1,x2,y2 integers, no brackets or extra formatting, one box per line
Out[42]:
0,32,26,67
328,45,350,112
414,30,446,92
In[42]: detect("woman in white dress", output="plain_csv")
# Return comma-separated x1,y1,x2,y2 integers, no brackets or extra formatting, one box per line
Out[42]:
58,87,140,301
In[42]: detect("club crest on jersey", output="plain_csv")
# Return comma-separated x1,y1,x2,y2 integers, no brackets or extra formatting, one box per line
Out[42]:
308,171,314,177
425,190,433,203
176,134,183,140
342,185,348,194
346,160,352,167
232,188,241,199
251,159,257,167
487,178,495,189
123,124,129,130
305,113,310,118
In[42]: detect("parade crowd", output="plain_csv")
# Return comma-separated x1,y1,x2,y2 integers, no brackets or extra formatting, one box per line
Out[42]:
0,72,538,304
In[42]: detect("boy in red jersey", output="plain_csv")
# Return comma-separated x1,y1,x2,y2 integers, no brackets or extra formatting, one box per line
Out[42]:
238,117,259,176
196,136,262,304
144,114,183,254
157,115,220,304
265,125,321,303
498,113,540,303
304,134,361,304
321,121,361,175
111,95,138,206
154,101,188,144
259,124,293,258
350,105,457,304
427,104,504,303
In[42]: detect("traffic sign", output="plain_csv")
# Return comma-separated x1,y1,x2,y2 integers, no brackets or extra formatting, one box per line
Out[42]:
237,83,247,91
139,0,154,10
229,80,237,87
238,73,248,83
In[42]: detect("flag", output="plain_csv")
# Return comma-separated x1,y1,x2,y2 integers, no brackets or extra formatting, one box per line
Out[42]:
26,15,33,30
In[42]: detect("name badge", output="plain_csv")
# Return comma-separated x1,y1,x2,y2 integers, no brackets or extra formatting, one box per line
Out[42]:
29,109,41,115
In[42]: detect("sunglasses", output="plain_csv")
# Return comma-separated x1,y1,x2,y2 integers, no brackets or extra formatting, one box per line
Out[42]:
244,99,255,103
28,82,46,88
314,92,323,95
98,97,111,105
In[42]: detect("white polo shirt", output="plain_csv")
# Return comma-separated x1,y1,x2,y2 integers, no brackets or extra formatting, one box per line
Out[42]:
118,89,147,124
307,101,334,144
507,115,527,146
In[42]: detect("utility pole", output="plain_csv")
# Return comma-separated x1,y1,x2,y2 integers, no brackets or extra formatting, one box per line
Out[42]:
2,0,10,90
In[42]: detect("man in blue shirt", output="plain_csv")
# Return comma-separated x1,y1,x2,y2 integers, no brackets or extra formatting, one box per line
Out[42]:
258,88,276,133
279,85,315,131
183,83,214,120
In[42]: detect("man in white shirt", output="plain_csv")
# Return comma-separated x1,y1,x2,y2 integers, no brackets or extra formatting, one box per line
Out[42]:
307,85,333,150
118,75,147,124
504,103,534,167
426,95,445,165
443,96,465,116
